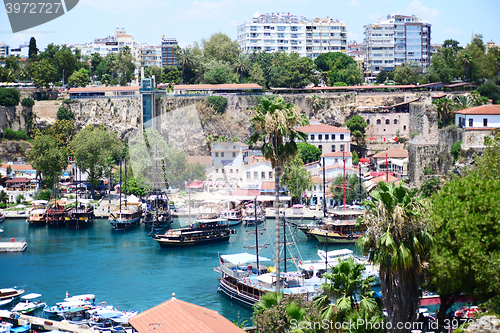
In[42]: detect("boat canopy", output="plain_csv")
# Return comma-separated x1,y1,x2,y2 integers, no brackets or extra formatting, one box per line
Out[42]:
318,249,354,260
64,294,95,302
31,200,48,205
221,252,272,265
21,293,42,300
126,194,140,203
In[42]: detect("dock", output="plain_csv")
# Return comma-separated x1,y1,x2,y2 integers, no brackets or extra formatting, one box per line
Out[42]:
0,311,93,333
0,238,27,252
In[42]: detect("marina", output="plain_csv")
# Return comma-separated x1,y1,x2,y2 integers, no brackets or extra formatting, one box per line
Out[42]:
0,215,362,324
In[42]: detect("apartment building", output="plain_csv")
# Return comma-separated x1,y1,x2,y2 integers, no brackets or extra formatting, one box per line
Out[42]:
237,12,347,59
0,43,8,58
161,37,178,67
363,14,431,78
298,118,351,155
137,45,162,67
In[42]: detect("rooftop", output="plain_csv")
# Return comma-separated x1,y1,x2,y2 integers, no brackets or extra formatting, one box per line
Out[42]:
174,84,262,91
186,156,212,167
69,86,140,93
453,104,500,115
372,148,408,159
321,152,352,158
299,123,349,134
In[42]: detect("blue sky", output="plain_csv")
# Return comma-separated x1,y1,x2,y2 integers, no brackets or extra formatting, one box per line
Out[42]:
1,0,499,51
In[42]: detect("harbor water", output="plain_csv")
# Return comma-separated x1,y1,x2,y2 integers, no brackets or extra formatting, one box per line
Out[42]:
0,216,361,324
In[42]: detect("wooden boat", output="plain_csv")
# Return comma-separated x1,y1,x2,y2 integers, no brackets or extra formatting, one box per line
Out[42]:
143,190,172,230
46,200,67,228
65,199,95,229
304,209,365,244
221,209,243,226
26,200,48,226
109,202,142,231
0,287,25,301
152,218,236,247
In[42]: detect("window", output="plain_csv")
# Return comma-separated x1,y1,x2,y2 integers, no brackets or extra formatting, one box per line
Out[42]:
261,172,266,179
232,152,236,157
335,158,338,164
236,169,239,173
377,119,381,125
484,118,488,127
340,134,344,140
215,152,219,157
332,145,336,152
269,171,273,179
313,186,317,191
332,134,336,140
325,134,329,140
340,144,344,152
394,119,398,125
246,171,250,179
469,119,473,127
222,169,225,173
216,169,219,173
318,145,322,152
221,152,224,157
318,134,322,140
254,172,258,179
366,119,370,125
230,169,233,173
386,119,390,125
310,134,315,140
403,125,407,130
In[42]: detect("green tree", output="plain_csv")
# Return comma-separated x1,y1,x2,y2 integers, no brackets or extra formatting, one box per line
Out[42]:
234,54,249,83
329,173,365,205
280,153,313,202
0,88,20,106
177,48,194,84
429,175,500,325
43,119,77,148
473,128,500,180
68,70,89,87
111,49,136,86
202,32,240,64
307,95,324,113
27,135,68,188
205,96,227,114
162,66,181,84
419,177,441,198
249,95,308,294
429,39,462,84
57,107,75,121
248,63,266,88
477,80,500,104
28,37,38,60
344,115,367,146
352,150,359,165
21,97,35,107
393,62,421,85
432,97,454,128
376,69,394,84
296,142,321,164
450,140,462,162
203,59,234,84
70,126,123,198
284,54,315,88
358,182,432,332
54,46,78,84
32,58,58,89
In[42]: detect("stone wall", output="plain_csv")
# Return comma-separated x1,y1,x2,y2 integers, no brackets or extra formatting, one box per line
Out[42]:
0,105,32,133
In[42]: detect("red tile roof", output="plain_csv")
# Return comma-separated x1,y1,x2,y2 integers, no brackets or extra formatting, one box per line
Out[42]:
311,176,332,184
229,189,260,196
322,152,352,158
5,177,30,183
187,156,212,166
1,164,34,171
369,174,400,184
69,86,139,93
299,123,350,134
129,297,245,333
372,148,408,159
174,84,262,91
319,164,359,172
453,104,500,115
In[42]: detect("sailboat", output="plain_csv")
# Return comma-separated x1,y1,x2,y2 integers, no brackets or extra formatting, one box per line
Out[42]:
216,199,315,307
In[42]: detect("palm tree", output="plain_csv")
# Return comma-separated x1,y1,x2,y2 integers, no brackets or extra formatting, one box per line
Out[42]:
235,54,249,83
253,291,284,317
358,182,432,333
462,53,471,81
177,48,193,84
249,95,308,294
432,97,453,127
453,94,473,111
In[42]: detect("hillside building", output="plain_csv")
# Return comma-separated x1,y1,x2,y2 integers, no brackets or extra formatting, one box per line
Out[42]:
298,118,351,154
161,37,178,67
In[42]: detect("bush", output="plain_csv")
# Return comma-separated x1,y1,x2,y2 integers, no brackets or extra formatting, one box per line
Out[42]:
451,140,462,162
57,106,75,121
36,189,51,201
16,194,25,204
0,88,21,106
21,97,35,107
205,96,228,114
3,128,28,140
477,81,500,104
424,166,434,175
0,202,6,209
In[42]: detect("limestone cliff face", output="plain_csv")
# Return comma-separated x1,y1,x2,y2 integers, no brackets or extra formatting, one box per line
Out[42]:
0,105,33,133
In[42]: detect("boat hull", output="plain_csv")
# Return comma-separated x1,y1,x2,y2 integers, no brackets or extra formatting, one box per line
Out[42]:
110,216,141,231
311,232,360,244
154,234,231,247
228,218,242,226
27,219,46,226
66,218,94,229
218,278,259,307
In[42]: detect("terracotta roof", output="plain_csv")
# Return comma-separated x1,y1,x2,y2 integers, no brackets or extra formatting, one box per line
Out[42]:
322,152,352,158
5,177,30,183
372,148,408,159
453,104,500,115
174,84,262,91
261,181,278,191
303,160,320,166
129,297,244,333
431,93,447,99
69,86,139,93
319,164,359,172
299,123,350,134
212,142,249,149
1,164,34,171
229,189,260,197
369,174,400,184
391,98,419,108
311,176,332,184
246,156,271,166
186,156,212,166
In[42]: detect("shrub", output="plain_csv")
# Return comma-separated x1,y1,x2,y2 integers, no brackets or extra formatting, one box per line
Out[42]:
16,194,25,204
0,202,6,209
21,97,35,107
424,166,434,175
57,107,75,121
37,189,51,201
450,140,462,162
0,88,21,106
3,128,28,140
205,96,228,114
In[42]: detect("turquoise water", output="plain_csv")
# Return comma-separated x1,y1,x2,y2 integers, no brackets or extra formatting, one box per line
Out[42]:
0,217,359,324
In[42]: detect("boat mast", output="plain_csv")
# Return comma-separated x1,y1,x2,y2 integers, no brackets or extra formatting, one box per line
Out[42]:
322,156,326,218
254,197,259,275
283,211,287,273
124,157,128,208
119,158,122,220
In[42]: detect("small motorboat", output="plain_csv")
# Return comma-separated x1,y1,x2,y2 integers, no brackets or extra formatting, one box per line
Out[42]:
0,298,13,307
11,293,46,314
0,287,25,301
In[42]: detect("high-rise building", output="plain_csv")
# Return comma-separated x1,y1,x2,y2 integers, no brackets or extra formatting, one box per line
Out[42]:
363,14,431,78
237,12,347,59
137,45,162,67
161,37,178,67
68,26,138,58
0,43,9,58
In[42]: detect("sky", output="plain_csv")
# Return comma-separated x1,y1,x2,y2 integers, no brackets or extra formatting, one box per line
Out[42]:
1,0,499,51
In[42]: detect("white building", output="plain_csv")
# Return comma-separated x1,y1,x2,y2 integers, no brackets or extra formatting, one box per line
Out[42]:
371,148,408,177
237,12,347,59
241,156,274,190
8,43,29,58
455,104,500,129
363,14,431,78
209,142,249,186
298,118,351,154
137,45,162,67
0,43,8,58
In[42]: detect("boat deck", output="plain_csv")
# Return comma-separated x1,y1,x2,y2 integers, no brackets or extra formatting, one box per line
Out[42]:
0,238,27,252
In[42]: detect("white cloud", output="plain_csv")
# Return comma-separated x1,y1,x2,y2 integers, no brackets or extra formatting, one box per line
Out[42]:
348,0,361,6
81,0,170,14
403,0,439,19
184,0,236,19
8,28,44,46
443,28,462,35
